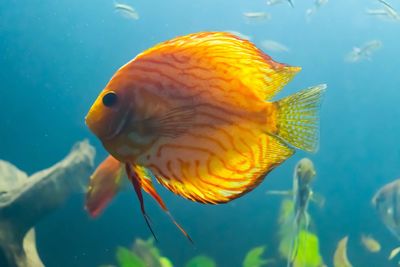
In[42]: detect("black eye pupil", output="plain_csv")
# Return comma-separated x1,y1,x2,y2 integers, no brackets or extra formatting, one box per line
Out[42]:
102,91,118,107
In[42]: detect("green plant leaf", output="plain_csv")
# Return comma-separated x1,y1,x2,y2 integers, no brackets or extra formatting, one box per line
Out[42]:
159,257,174,267
116,246,146,267
185,255,216,267
243,246,272,267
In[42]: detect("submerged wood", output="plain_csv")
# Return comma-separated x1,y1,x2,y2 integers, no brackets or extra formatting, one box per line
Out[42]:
0,140,95,267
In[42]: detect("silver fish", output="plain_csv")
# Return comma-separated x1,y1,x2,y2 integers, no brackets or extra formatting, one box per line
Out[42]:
225,30,252,40
267,158,324,267
266,0,293,7
306,0,328,21
114,2,139,20
372,179,400,240
243,12,271,22
366,0,400,21
261,40,290,53
266,0,285,6
345,40,382,63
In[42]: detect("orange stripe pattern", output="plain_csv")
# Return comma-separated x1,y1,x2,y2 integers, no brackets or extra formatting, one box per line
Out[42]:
91,32,301,204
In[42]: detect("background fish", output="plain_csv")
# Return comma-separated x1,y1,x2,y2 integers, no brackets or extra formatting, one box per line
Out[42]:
267,158,324,267
345,40,382,63
261,40,290,53
360,234,381,253
114,2,139,20
372,179,400,240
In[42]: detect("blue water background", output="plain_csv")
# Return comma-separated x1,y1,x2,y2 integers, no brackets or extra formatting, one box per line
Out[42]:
1,0,400,266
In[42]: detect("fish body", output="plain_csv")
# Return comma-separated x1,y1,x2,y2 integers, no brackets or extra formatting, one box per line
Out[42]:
360,234,381,253
366,9,388,16
268,158,320,266
345,40,382,63
372,179,400,240
226,30,251,40
306,0,328,21
378,0,400,20
261,40,290,53
114,2,139,20
389,246,400,260
292,158,316,225
266,0,285,6
243,12,271,22
287,158,318,266
266,0,293,7
366,0,400,21
315,0,328,8
243,12,269,18
85,32,325,240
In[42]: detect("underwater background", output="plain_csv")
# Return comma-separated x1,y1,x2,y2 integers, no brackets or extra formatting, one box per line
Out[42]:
1,0,400,266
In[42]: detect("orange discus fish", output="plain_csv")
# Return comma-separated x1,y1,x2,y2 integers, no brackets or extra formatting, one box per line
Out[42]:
85,31,326,241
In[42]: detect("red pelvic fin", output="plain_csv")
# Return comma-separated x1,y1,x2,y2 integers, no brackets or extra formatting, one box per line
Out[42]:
127,164,193,243
125,163,158,242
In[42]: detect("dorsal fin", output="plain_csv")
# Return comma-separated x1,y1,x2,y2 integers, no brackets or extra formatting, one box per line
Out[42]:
132,32,300,101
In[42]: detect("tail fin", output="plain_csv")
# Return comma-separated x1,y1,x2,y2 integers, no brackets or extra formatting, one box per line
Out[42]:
274,84,326,153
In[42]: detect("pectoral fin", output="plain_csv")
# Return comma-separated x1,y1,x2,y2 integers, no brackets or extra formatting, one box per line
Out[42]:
311,192,325,208
85,155,124,217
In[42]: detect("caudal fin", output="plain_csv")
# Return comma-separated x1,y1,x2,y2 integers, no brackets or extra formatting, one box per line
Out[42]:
275,84,326,153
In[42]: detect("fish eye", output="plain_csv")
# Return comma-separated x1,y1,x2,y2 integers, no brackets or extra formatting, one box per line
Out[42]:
102,91,118,107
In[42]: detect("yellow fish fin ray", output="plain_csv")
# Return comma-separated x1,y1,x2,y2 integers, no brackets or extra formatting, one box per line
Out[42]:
258,65,301,101
274,84,326,153
149,134,294,204
130,164,193,243
145,105,196,139
135,31,300,101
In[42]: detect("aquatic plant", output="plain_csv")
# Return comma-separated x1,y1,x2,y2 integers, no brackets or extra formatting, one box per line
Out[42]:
185,255,216,267
113,237,174,267
109,237,279,267
116,247,146,267
103,237,219,267
242,246,273,267
132,237,164,267
159,257,174,267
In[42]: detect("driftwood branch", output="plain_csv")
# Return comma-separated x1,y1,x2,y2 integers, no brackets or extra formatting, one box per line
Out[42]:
0,140,95,267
